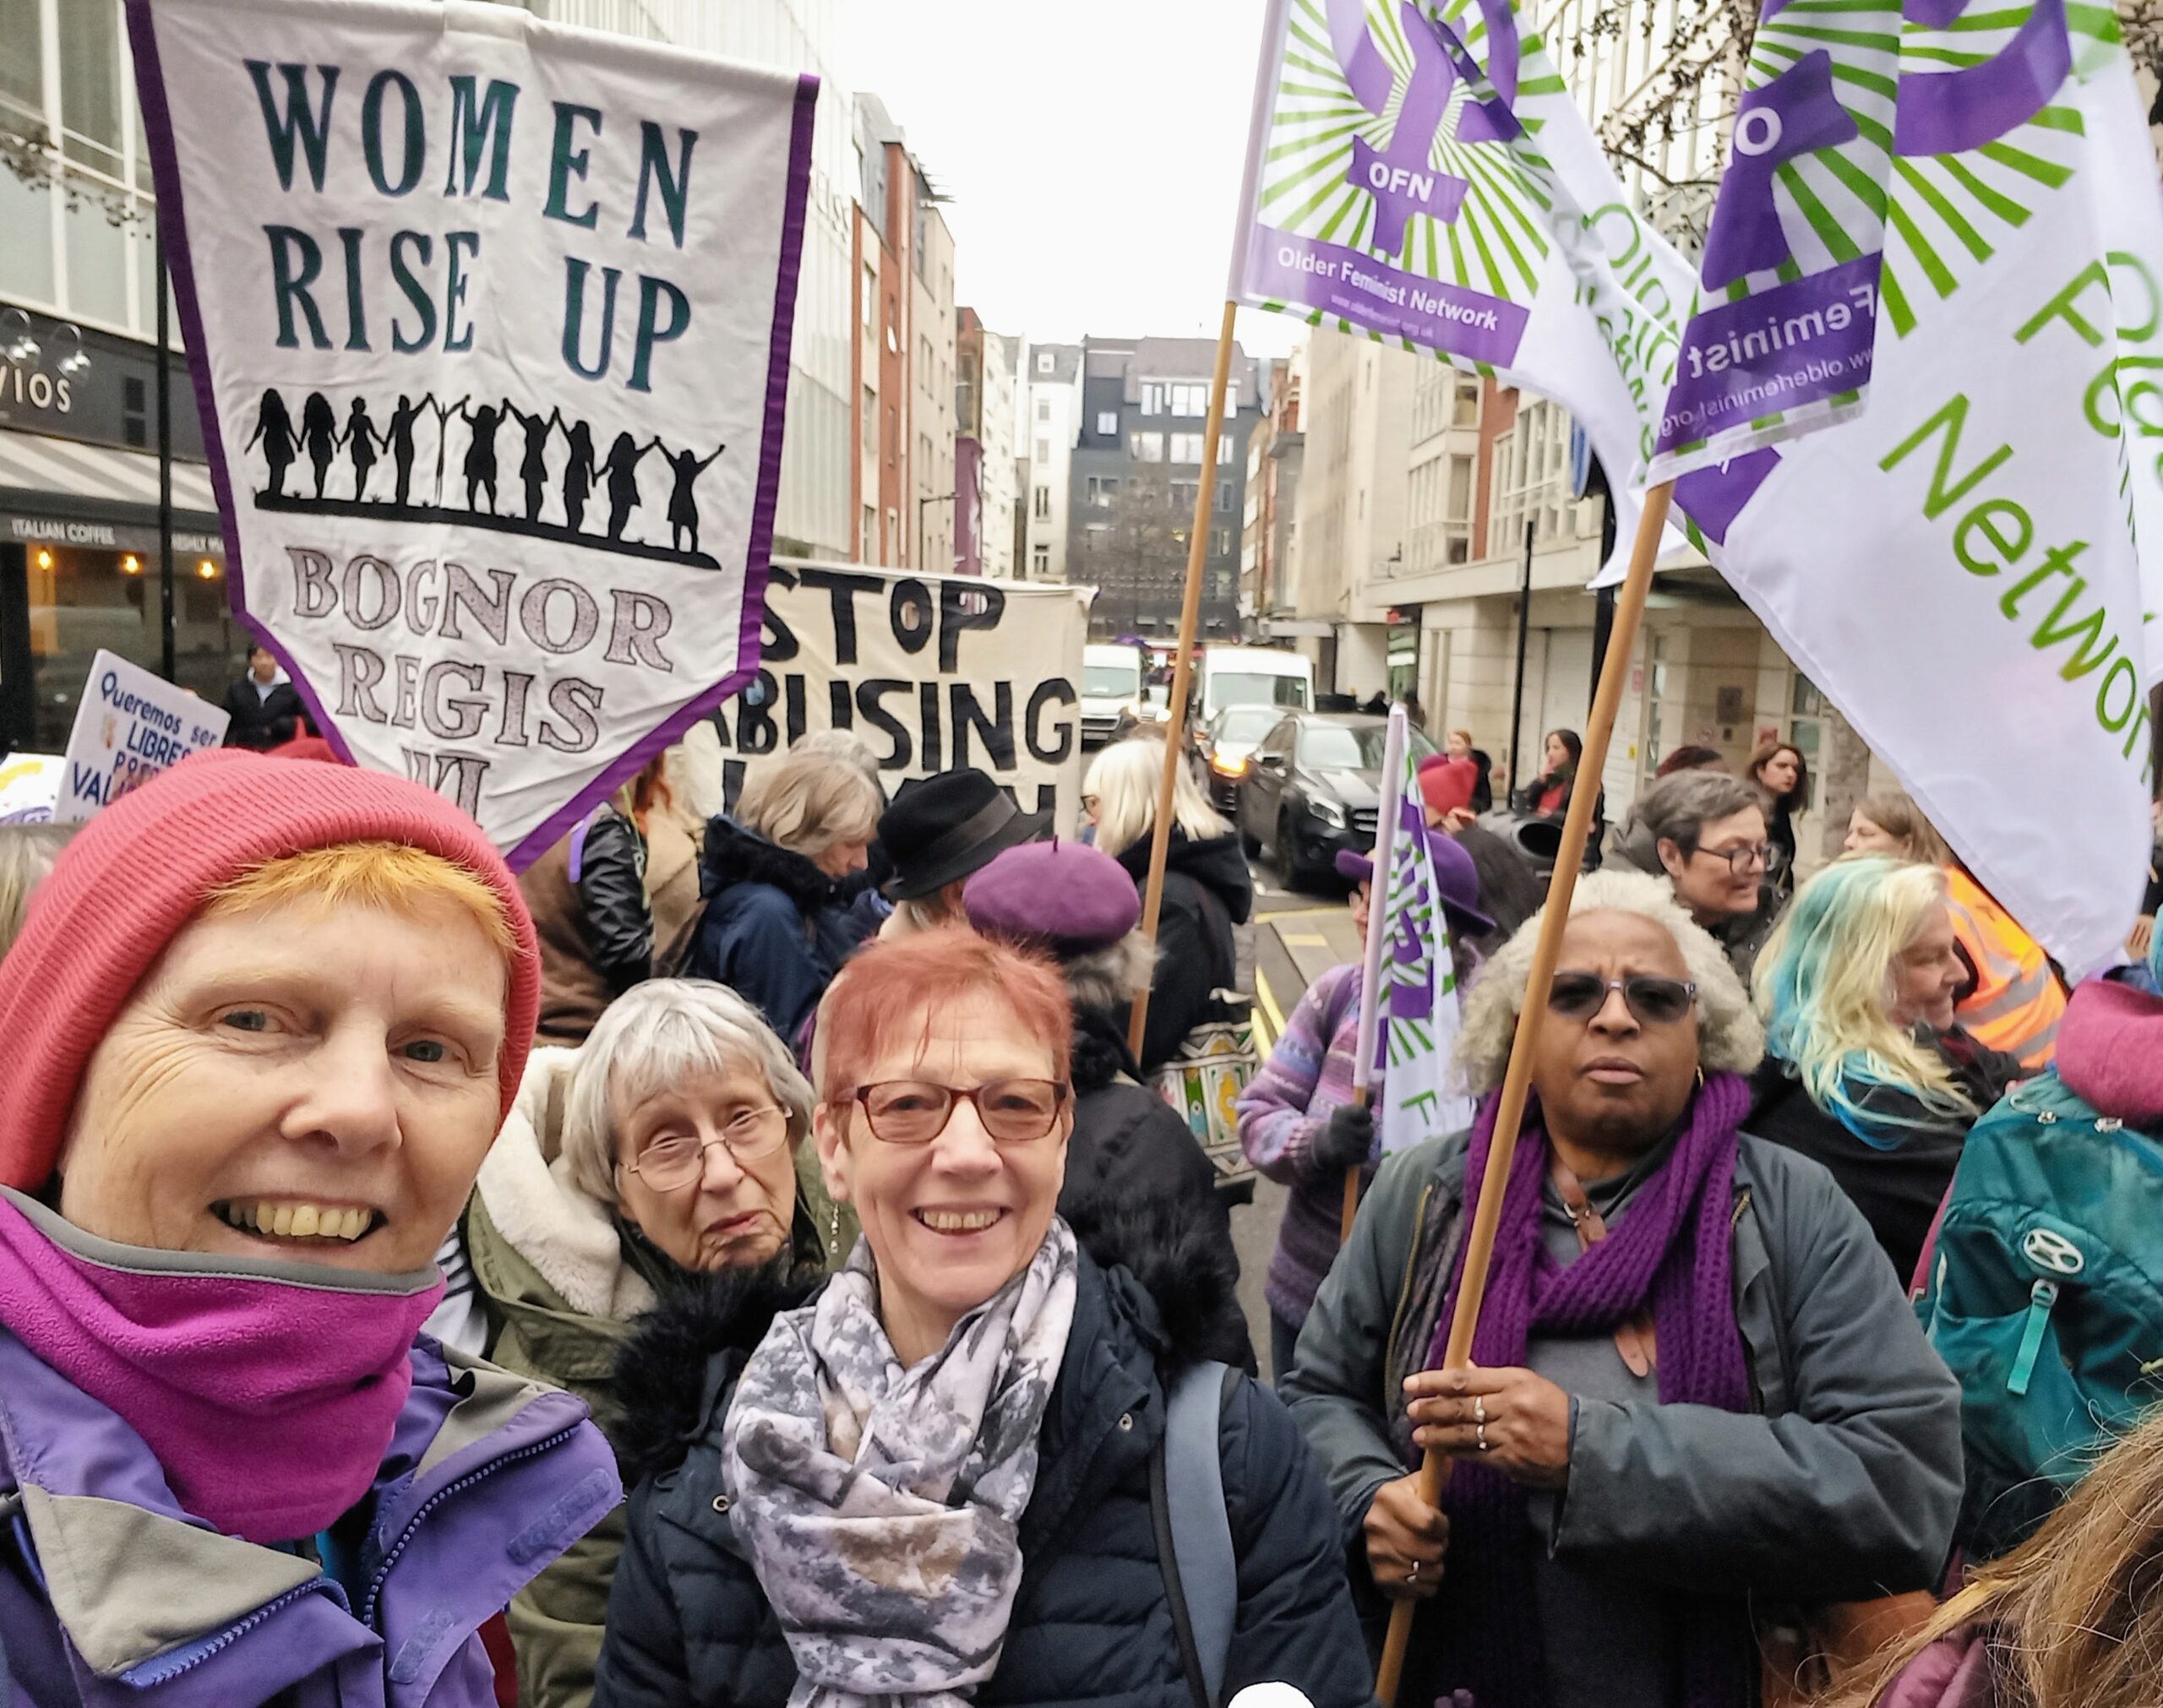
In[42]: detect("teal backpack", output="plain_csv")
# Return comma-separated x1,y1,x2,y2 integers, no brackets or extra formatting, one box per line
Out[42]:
1917,1070,2163,1557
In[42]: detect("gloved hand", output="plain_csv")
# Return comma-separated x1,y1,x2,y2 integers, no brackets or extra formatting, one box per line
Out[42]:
1312,1101,1376,1173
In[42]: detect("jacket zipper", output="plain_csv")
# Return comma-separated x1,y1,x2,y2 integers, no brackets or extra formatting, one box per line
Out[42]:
361,1424,580,1624
123,1578,348,1686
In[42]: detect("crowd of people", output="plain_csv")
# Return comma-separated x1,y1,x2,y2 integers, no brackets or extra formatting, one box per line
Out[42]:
0,702,2158,1708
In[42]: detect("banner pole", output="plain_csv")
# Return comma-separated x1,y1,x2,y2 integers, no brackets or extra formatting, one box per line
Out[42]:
1129,300,1242,1057
1342,704,1408,1242
1373,481,1672,1707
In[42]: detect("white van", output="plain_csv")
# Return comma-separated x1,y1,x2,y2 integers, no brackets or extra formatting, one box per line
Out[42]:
1079,643,1147,749
1198,645,1313,726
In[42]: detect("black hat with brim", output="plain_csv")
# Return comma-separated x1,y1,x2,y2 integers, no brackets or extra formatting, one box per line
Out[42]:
880,770,1051,901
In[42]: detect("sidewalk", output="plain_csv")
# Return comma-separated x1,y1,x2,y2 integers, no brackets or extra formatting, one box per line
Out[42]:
1251,903,1363,1049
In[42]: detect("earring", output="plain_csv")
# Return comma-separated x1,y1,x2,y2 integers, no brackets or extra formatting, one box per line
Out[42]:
1694,1066,1706,1091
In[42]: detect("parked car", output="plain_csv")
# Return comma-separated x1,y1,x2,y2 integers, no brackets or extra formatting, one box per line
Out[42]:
1239,712,1436,888
1196,704,1286,813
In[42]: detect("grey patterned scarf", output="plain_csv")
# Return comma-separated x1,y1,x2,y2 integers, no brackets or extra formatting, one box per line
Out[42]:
722,1218,1082,1708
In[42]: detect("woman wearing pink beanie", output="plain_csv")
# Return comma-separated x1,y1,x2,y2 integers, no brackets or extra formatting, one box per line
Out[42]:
0,749,619,1708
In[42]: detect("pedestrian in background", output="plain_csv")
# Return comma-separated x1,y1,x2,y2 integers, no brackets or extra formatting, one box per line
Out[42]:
594,930,1374,1708
1623,770,1778,980
1421,755,1536,949
1235,830,1490,1379
1750,857,2021,1286
0,751,618,1708
1283,872,1961,1708
520,769,657,1047
1083,737,1253,1072
1655,744,1726,777
1749,740,1810,900
1444,727,1496,813
220,641,308,749
1513,727,1587,822
877,768,1047,936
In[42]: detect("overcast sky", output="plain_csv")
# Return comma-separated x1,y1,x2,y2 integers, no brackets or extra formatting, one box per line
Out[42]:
842,0,1299,357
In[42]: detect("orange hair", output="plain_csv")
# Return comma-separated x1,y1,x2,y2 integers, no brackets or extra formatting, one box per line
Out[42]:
203,841,516,958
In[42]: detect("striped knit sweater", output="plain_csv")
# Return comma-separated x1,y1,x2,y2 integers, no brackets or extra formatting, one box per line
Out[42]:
1235,961,1381,1330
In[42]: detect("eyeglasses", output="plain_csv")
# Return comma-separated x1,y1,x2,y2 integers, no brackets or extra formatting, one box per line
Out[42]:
1081,794,1100,813
848,1080,1071,1145
1690,841,1774,875
618,1107,789,1191
1547,972,1698,1026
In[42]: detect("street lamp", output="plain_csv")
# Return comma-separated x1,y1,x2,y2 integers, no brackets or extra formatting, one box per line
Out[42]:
917,491,956,574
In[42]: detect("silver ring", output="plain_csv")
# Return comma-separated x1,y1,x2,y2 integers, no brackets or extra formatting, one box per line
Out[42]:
1476,1421,1489,1452
1474,1396,1486,1426
1407,1560,1420,1584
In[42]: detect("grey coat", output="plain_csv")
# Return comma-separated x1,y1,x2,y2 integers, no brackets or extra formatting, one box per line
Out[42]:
1281,1129,1964,1706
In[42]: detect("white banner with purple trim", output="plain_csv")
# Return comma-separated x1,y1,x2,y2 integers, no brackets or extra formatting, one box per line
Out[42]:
128,0,813,864
1378,742,1476,1156
1228,0,1696,583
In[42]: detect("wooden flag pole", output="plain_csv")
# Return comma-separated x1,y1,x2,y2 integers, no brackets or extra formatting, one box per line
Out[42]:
1373,481,1673,1707
1129,301,1243,1058
1342,705,1409,1242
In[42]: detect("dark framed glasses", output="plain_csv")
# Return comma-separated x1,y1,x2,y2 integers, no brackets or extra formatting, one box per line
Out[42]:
1546,972,1698,1026
1691,841,1774,875
849,1079,1071,1145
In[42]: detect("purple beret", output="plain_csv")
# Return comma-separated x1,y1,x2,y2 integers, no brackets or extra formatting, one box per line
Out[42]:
1336,826,1495,938
964,840,1141,955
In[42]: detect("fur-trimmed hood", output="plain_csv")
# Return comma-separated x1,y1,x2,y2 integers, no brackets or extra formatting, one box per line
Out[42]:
700,814,836,916
610,1197,1247,1486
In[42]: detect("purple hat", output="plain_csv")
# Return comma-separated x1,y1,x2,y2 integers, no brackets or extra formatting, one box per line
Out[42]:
964,839,1141,955
1336,827,1495,938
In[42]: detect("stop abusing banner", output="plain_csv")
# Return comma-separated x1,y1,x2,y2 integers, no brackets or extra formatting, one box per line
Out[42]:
128,0,813,866
1229,0,1696,581
1665,5,2163,974
710,564,1092,825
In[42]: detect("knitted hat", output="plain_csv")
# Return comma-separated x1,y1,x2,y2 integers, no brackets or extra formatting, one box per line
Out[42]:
0,748,540,1192
963,839,1141,955
1418,754,1479,819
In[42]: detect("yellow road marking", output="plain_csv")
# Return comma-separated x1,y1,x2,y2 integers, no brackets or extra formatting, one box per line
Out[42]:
1256,968,1289,1048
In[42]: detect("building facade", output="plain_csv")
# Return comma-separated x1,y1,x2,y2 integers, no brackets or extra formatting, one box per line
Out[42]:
1240,354,1302,635
1018,341,1081,585
956,308,1016,579
1066,338,1260,642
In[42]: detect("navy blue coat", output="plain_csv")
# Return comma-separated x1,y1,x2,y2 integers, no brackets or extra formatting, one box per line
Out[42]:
592,1230,1372,1708
685,818,869,1043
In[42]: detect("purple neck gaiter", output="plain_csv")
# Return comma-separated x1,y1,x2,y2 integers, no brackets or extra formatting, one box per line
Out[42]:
0,1189,442,1543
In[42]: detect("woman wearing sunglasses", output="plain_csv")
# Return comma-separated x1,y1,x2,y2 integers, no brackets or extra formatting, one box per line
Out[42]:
594,928,1372,1708
1282,872,1962,1708
455,978,846,1708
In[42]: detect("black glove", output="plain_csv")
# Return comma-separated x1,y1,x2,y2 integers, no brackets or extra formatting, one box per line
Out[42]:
1312,1101,1376,1173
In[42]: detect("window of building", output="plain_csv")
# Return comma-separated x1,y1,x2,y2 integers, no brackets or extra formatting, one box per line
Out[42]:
1212,529,1232,557
1086,523,1109,552
1216,483,1234,512
1097,411,1118,436
1036,398,1050,423
1087,476,1121,505
1453,377,1482,427
1170,480,1199,513
1141,382,1166,416
1032,542,1051,576
862,385,878,460
862,504,877,560
1034,486,1052,519
1169,432,1204,464
1035,436,1049,463
1038,351,1054,374
1218,436,1236,466
862,264,875,329
1130,432,1164,462
1170,382,1207,417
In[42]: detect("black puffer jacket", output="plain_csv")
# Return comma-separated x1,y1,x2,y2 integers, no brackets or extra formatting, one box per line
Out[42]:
592,1216,1370,1708
1112,831,1254,1074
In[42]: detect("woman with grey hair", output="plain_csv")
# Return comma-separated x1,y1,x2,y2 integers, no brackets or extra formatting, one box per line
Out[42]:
1282,871,1964,1708
460,978,843,1708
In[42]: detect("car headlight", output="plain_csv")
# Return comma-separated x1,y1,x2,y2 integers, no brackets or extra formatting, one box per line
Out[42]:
1212,755,1248,778
1310,797,1345,829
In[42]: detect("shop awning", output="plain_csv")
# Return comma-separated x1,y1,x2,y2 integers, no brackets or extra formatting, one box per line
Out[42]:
0,428,221,520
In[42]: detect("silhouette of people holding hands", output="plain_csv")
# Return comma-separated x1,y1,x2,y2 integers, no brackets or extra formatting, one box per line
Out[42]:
561,420,597,534
299,392,338,501
447,397,505,515
601,432,660,543
386,394,426,508
244,389,299,500
341,397,383,501
504,402,558,525
662,443,725,555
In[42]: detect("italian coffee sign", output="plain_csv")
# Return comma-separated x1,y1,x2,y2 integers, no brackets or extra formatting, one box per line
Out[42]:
128,0,814,864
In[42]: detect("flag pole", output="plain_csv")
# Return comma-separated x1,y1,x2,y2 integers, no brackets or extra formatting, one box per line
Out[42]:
1128,299,1241,1057
1374,481,1672,1707
1343,704,1408,1241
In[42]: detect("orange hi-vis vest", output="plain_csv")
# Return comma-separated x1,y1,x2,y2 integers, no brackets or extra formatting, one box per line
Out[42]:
1944,867,2067,1070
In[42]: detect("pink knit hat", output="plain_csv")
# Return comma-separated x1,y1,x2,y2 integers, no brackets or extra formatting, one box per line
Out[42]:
0,748,540,1192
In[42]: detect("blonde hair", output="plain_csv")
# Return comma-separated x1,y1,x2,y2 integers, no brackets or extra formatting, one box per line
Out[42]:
0,823,76,960
202,841,515,957
737,750,884,859
1818,1408,2163,1708
1754,857,1973,1135
1852,789,1951,866
1084,737,1230,860
1454,869,1764,1093
790,727,884,785
561,978,813,1207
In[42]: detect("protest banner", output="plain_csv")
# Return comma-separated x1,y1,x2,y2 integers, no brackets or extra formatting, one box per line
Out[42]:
1376,748,1477,1157
1667,6,2160,975
0,755,64,824
128,0,813,866
1229,0,1697,581
709,562,1092,825
54,651,230,824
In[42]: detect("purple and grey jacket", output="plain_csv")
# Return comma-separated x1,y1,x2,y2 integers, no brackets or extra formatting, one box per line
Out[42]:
0,1327,621,1708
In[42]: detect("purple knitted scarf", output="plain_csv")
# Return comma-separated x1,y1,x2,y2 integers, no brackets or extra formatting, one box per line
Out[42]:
1423,1072,1754,1708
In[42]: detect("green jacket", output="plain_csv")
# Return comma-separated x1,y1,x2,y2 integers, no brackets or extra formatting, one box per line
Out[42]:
1280,1129,1964,1703
463,1051,843,1708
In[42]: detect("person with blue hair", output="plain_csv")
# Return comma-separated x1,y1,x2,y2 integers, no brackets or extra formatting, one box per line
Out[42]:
1747,856,2024,1286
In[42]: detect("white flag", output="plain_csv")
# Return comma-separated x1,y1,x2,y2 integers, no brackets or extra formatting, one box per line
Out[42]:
1378,745,1478,1155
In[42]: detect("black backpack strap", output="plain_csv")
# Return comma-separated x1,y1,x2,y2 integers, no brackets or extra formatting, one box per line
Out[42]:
1150,1361,1239,1708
